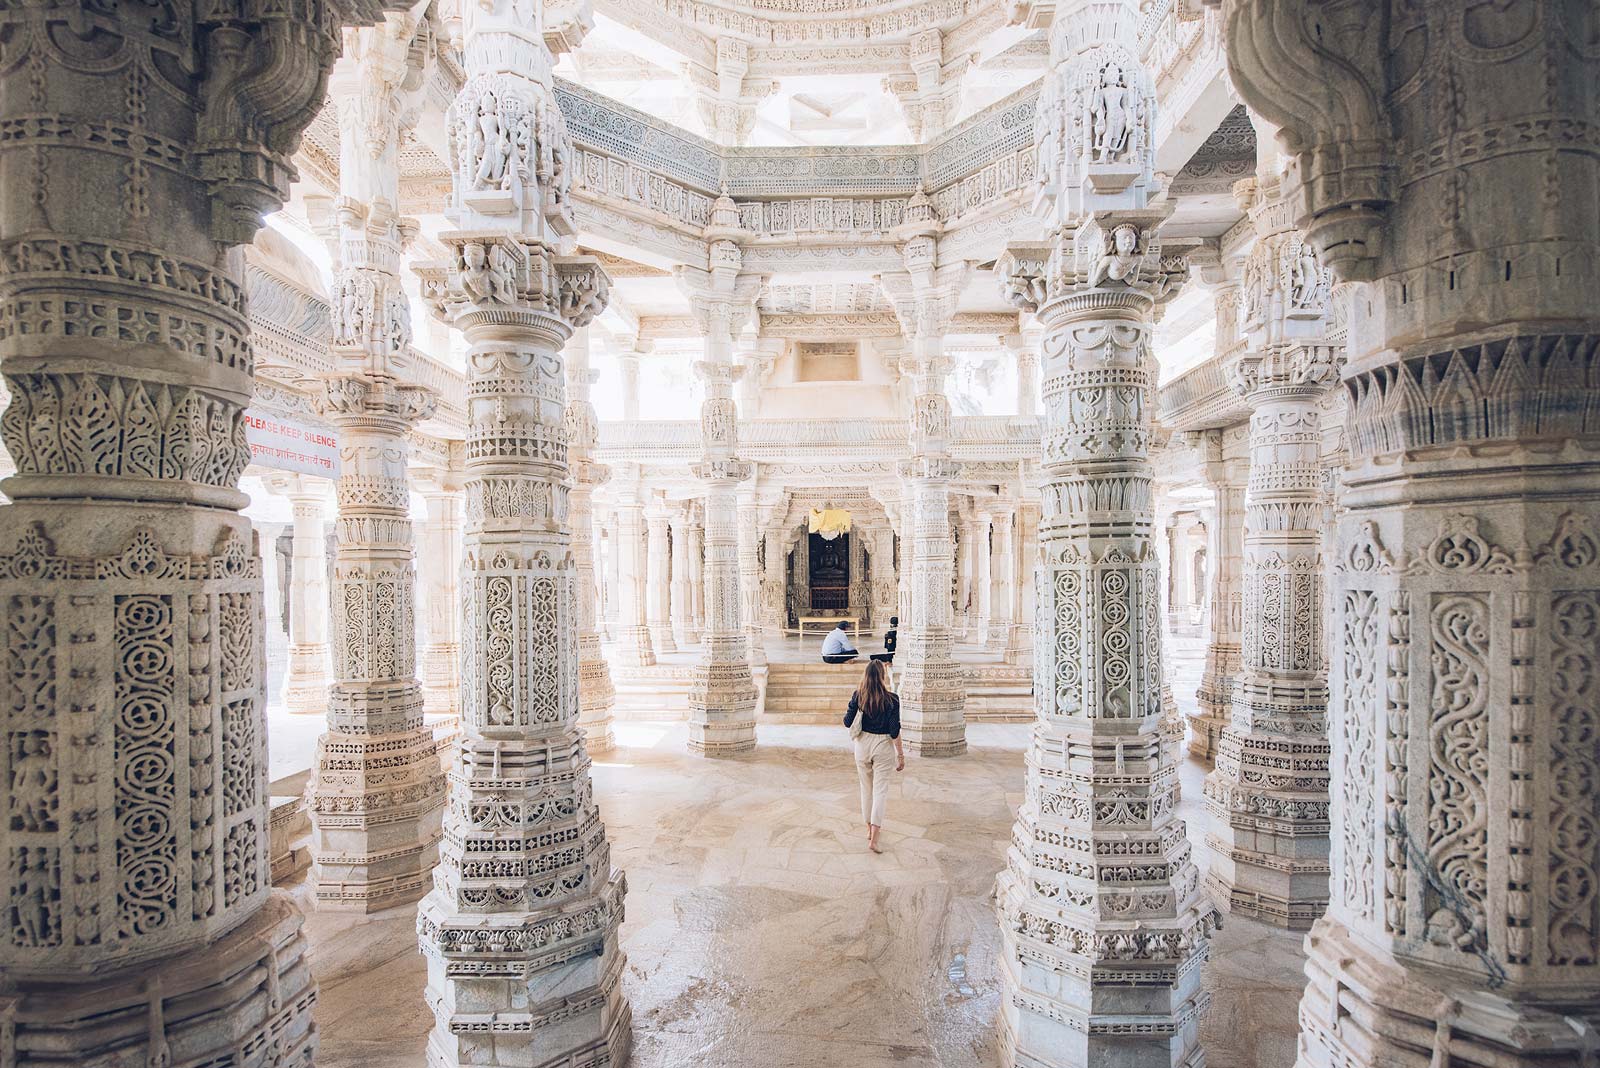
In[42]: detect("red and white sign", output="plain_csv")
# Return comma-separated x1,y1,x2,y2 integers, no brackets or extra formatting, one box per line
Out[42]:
243,410,340,478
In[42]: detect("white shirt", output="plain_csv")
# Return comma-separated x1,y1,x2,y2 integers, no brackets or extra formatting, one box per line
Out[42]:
821,628,856,656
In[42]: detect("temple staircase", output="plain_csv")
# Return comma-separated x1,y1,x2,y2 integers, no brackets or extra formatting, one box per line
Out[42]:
761,661,864,724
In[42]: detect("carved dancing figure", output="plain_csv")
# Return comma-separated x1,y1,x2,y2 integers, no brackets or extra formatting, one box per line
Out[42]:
473,90,513,190
486,243,518,305
1290,243,1323,309
460,242,494,304
13,848,52,946
1090,63,1133,163
1090,223,1142,288
11,733,55,831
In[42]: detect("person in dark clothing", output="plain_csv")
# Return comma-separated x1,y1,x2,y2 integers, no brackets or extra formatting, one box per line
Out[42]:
870,616,897,663
843,659,903,853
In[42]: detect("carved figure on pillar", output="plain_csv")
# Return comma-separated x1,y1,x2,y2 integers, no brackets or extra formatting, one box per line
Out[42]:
413,2,630,1063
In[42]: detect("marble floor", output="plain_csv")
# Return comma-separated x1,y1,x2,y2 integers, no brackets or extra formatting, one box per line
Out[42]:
294,720,1307,1068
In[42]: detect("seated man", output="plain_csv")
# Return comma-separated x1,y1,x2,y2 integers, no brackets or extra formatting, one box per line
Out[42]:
820,620,859,664
869,616,897,663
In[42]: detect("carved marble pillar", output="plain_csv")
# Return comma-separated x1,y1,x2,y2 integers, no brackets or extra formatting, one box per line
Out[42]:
1007,500,1040,666
1014,329,1042,417
306,28,447,911
0,0,366,1060
689,509,707,637
601,510,621,640
1190,453,1246,760
1215,5,1600,1063
280,478,334,713
846,521,871,628
566,326,616,756
309,376,445,911
418,478,464,720
953,512,974,639
737,486,767,669
894,348,968,756
617,345,643,423
412,4,630,1062
971,511,993,646
993,6,1215,1057
988,507,1016,652
761,526,787,634
611,477,655,667
644,495,677,655
870,525,899,628
680,249,761,755
670,506,699,646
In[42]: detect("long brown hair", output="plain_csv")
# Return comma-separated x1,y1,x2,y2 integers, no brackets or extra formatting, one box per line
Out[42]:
854,659,893,719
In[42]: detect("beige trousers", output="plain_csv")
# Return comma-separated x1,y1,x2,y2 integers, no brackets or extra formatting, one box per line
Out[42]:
854,732,894,827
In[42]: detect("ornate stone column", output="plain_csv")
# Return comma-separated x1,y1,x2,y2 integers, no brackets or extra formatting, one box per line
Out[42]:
309,373,445,911
670,505,700,646
1011,328,1043,417
953,511,974,638
567,325,617,756
988,506,1016,653
737,485,767,669
644,494,677,655
601,506,621,640
971,510,993,646
882,229,969,756
689,507,707,637
1201,138,1337,928
413,2,630,1061
677,238,762,755
277,476,334,713
611,471,655,667
1190,449,1246,760
993,1,1216,1061
418,466,465,720
1215,3,1600,1063
305,22,447,912
869,525,899,628
762,526,788,634
1007,499,1040,666
0,0,371,1060
617,341,644,423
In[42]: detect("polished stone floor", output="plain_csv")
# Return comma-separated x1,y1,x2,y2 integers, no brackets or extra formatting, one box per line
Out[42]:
294,719,1306,1068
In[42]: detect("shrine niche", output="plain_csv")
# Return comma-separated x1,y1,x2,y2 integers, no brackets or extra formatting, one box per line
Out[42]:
808,531,850,611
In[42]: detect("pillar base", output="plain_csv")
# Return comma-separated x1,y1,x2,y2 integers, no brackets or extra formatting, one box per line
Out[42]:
577,650,617,756
282,644,330,714
687,657,758,756
1296,917,1600,1068
995,867,1215,1068
898,652,967,758
612,626,656,667
1185,713,1228,761
418,878,631,1068
1,894,315,1068
308,724,446,913
421,642,462,718
648,624,677,655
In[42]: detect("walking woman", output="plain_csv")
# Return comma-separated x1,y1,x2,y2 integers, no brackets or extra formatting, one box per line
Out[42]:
844,659,904,853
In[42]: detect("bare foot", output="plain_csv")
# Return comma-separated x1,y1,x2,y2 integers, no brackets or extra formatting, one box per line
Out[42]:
870,841,883,854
